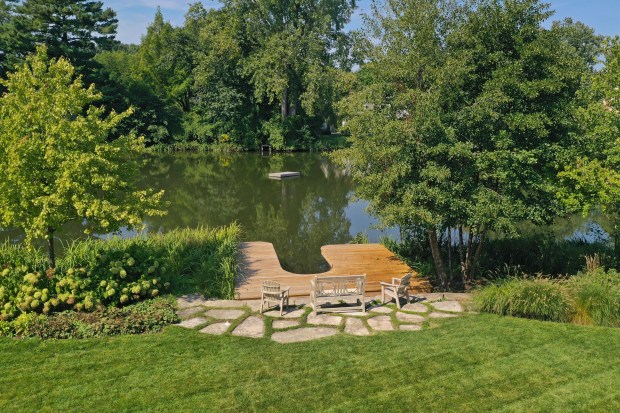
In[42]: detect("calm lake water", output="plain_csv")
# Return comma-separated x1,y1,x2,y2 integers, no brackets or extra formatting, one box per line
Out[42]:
1,152,613,273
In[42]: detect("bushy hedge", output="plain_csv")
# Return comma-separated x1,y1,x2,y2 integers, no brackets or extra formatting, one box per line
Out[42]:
0,297,179,339
475,269,620,327
0,225,240,323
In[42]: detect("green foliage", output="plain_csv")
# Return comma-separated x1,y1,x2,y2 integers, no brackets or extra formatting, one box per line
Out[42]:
1,0,117,72
474,278,573,322
1,297,179,339
334,0,595,284
229,0,356,122
139,8,193,115
94,47,181,145
350,232,369,244
567,269,620,327
476,269,620,327
0,47,165,265
0,225,240,321
0,248,169,320
558,38,620,215
480,235,612,277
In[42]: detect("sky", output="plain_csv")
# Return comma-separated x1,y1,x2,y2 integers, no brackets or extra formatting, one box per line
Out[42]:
104,0,620,45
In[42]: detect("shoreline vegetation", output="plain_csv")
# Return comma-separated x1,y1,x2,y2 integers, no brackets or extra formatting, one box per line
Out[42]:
0,225,240,338
146,134,350,154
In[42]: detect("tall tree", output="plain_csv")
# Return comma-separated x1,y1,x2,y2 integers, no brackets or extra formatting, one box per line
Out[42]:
0,46,164,268
0,0,18,77
558,37,620,259
224,0,356,145
139,8,194,114
335,0,590,287
5,0,117,71
189,6,257,145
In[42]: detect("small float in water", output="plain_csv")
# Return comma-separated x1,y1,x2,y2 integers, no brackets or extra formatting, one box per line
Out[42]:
269,171,301,180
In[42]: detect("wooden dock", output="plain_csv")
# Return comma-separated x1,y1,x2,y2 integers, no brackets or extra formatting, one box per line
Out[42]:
235,242,431,299
269,171,301,180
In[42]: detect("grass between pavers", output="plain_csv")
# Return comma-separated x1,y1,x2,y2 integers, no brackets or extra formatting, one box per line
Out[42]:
2,314,619,413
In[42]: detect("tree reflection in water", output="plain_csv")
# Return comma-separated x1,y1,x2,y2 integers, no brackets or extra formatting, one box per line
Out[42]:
3,152,607,273
143,153,355,273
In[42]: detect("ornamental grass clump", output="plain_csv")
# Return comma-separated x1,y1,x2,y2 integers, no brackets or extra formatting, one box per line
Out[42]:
474,278,573,322
566,269,620,327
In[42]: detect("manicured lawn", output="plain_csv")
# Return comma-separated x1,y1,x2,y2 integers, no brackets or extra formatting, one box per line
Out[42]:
1,314,619,412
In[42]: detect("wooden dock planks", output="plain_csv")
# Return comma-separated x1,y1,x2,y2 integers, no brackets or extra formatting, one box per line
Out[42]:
268,172,301,179
235,242,431,299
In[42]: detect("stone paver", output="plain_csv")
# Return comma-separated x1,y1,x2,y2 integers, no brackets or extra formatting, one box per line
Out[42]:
307,313,343,326
177,317,208,329
271,327,338,344
402,303,428,313
367,316,394,331
344,318,370,336
395,312,425,323
290,297,311,306
416,293,471,302
205,309,246,320
241,300,263,312
264,308,306,318
203,300,245,309
399,324,423,331
431,301,463,313
429,312,459,319
272,320,300,329
177,294,206,309
200,322,231,335
338,311,368,317
232,316,264,338
368,306,393,314
178,295,472,342
176,307,205,319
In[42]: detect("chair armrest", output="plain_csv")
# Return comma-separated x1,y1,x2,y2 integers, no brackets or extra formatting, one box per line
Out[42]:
380,282,397,287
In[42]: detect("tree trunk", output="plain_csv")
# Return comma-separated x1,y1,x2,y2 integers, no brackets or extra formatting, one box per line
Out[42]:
458,226,466,285
428,229,447,291
47,228,56,269
281,86,289,120
469,226,488,285
447,227,453,288
614,223,620,271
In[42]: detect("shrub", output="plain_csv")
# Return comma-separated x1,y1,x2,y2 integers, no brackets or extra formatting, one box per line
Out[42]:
474,278,573,322
0,225,240,321
567,269,620,327
5,297,179,339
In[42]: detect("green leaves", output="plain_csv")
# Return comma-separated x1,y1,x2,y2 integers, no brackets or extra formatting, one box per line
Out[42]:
558,38,620,215
0,46,165,261
335,0,595,281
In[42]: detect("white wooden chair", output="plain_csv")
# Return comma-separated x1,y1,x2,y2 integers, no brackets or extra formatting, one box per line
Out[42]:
380,273,412,309
260,281,290,316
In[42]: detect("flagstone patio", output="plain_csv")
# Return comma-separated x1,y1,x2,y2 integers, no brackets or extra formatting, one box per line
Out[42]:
174,293,472,344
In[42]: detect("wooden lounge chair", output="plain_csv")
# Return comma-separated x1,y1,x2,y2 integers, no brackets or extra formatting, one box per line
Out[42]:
260,281,290,316
380,273,412,309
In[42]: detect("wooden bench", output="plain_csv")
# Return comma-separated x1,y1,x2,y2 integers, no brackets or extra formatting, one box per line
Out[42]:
310,274,366,315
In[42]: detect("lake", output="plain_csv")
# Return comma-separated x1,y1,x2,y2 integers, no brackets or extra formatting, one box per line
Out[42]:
1,152,613,273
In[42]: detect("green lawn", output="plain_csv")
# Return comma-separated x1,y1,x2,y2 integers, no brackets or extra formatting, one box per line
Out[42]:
1,314,619,412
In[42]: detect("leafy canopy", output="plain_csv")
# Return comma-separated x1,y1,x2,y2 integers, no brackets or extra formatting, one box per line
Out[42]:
558,38,620,214
335,0,593,283
0,46,165,251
